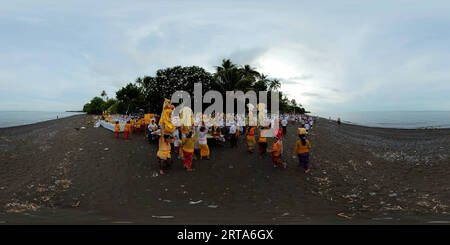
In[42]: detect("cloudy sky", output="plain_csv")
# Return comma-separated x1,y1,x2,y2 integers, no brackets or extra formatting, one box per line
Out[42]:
1,0,449,115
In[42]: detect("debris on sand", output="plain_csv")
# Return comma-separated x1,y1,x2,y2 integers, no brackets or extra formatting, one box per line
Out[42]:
5,202,40,213
189,200,203,205
55,179,72,189
428,221,450,224
104,148,109,151
72,201,80,207
36,187,47,193
281,212,290,217
208,205,218,209
152,215,175,219
337,213,352,219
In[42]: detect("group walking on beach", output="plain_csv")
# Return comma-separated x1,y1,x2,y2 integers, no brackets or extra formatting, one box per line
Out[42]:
104,108,315,175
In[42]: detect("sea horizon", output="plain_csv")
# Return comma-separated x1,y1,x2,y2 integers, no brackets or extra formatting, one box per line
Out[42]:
1,110,450,129
315,110,450,129
0,111,85,128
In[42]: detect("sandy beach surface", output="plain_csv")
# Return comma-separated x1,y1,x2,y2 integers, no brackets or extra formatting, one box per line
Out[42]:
0,115,449,224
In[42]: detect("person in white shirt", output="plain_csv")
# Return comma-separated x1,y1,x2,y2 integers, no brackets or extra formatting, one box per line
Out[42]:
229,123,238,148
198,125,210,160
281,117,288,135
173,127,182,159
147,120,158,143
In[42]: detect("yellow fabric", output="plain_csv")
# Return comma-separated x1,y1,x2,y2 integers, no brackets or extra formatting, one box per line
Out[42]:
298,128,307,135
182,130,198,152
144,114,152,124
200,144,210,157
247,127,256,136
182,138,195,152
181,126,189,135
257,127,266,142
124,123,131,132
293,139,311,154
114,124,120,132
157,150,171,160
246,136,256,146
164,123,175,134
179,147,184,157
159,99,173,126
272,141,281,156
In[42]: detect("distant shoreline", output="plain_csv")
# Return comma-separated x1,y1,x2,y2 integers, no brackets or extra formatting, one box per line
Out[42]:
0,112,85,129
317,116,450,130
317,117,450,130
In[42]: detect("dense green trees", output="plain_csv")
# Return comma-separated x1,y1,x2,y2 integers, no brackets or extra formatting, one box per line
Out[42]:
83,97,105,115
83,59,307,115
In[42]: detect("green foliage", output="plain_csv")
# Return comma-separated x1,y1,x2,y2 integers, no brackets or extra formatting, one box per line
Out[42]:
83,59,309,115
138,66,216,113
83,97,105,114
106,101,118,114
115,83,145,114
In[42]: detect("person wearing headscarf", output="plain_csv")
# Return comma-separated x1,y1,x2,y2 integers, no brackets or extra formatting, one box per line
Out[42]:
293,131,311,173
124,120,131,140
246,126,256,153
182,127,199,171
198,125,210,160
269,136,286,168
114,121,120,139
147,119,158,143
157,126,174,175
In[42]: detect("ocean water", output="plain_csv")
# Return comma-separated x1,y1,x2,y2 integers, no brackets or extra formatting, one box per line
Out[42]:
0,111,85,128
316,111,450,129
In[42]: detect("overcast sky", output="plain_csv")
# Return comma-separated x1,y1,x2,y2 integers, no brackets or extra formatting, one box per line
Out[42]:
1,0,449,114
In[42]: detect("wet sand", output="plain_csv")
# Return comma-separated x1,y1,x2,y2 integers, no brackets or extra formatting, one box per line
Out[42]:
0,115,449,224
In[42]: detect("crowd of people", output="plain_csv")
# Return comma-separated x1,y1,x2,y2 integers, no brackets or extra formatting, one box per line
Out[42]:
106,110,315,176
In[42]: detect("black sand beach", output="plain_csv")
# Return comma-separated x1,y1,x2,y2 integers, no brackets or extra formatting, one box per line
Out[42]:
0,115,449,224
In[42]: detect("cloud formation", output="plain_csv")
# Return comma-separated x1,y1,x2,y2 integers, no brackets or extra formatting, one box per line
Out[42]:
0,0,449,114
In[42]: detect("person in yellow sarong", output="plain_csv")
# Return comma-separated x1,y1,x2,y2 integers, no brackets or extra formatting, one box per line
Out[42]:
257,126,268,159
182,127,198,171
198,125,210,160
124,121,131,140
157,125,174,175
114,121,120,139
130,118,135,133
246,126,256,152
135,118,142,134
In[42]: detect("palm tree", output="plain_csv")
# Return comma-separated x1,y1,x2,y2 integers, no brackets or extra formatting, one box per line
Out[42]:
240,64,260,78
214,59,242,92
269,79,281,91
101,90,107,100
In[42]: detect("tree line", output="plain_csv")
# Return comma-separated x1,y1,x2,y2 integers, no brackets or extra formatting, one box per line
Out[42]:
83,59,308,115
